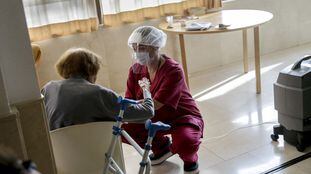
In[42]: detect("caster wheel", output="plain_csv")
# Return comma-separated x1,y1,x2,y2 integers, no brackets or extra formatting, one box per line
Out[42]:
296,144,305,152
271,134,279,141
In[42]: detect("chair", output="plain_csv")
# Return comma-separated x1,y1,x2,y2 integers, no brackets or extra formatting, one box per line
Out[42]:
50,122,125,174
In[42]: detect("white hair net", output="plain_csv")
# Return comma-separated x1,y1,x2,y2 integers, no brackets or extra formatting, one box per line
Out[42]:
128,26,167,49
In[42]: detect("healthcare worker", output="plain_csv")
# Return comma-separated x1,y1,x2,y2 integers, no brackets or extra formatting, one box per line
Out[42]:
123,26,204,174
42,48,154,130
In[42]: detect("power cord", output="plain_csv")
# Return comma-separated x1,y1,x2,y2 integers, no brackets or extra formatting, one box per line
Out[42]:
203,121,278,143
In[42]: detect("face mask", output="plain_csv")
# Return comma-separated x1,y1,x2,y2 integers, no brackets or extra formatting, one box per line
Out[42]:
133,52,150,65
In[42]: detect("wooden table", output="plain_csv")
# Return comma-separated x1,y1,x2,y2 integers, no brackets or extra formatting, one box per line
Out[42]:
159,10,273,94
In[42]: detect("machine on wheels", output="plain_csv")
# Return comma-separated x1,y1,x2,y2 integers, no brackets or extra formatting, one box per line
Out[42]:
271,55,311,152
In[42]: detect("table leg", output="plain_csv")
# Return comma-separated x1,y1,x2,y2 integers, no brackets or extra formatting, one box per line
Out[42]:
178,34,189,87
243,29,249,73
254,26,261,94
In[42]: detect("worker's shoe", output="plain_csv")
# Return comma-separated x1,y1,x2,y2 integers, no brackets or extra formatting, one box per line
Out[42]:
149,141,173,165
184,162,199,174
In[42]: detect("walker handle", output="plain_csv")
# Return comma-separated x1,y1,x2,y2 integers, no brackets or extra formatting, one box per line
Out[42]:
117,96,139,110
145,119,171,138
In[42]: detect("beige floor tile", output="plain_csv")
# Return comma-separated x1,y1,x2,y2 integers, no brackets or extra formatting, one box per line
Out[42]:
249,139,307,166
273,165,310,174
202,124,274,160
123,144,224,174
200,153,273,174
263,154,311,174
294,158,311,174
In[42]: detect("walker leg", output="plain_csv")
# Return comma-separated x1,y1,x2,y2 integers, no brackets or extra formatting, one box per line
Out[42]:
139,137,153,174
103,136,118,174
104,124,122,174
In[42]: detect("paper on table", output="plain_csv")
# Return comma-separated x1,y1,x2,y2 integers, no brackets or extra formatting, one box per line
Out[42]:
185,22,212,31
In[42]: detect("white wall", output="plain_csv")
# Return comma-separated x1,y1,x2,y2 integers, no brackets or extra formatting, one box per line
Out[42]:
0,0,41,104
0,67,10,115
35,0,311,93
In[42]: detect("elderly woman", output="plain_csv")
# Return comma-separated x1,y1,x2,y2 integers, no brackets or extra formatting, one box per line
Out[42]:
42,48,154,130
123,26,204,174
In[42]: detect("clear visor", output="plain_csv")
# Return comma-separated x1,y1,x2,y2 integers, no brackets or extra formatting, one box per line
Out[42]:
129,43,151,74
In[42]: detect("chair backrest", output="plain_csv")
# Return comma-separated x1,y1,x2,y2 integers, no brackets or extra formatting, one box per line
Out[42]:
50,122,125,174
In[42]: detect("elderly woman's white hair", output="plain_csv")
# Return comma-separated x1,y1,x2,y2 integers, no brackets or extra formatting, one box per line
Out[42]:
128,26,167,49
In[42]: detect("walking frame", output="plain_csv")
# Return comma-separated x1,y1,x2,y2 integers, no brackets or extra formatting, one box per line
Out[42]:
103,96,171,174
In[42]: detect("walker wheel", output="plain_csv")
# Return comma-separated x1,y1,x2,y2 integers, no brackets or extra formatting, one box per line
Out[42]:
271,134,279,141
296,144,305,152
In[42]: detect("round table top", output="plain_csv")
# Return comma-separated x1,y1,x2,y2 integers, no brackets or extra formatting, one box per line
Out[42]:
159,9,273,34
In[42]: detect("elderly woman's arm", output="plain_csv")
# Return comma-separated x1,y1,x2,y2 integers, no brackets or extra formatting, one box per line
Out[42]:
124,77,155,121
104,88,154,122
123,97,155,122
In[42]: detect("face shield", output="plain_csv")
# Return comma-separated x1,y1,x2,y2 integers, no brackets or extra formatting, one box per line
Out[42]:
129,44,156,74
131,44,152,65
128,26,167,74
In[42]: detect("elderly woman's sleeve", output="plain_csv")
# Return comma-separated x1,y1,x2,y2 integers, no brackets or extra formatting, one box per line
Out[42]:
104,89,154,122
40,82,51,96
124,98,155,122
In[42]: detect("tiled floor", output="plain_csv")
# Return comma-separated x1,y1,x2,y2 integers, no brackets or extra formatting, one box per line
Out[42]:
122,43,311,174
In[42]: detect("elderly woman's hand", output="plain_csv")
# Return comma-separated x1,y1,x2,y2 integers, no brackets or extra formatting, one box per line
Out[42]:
139,77,152,99
138,77,150,91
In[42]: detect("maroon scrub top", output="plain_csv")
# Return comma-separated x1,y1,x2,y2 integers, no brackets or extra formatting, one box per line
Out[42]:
125,55,203,131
